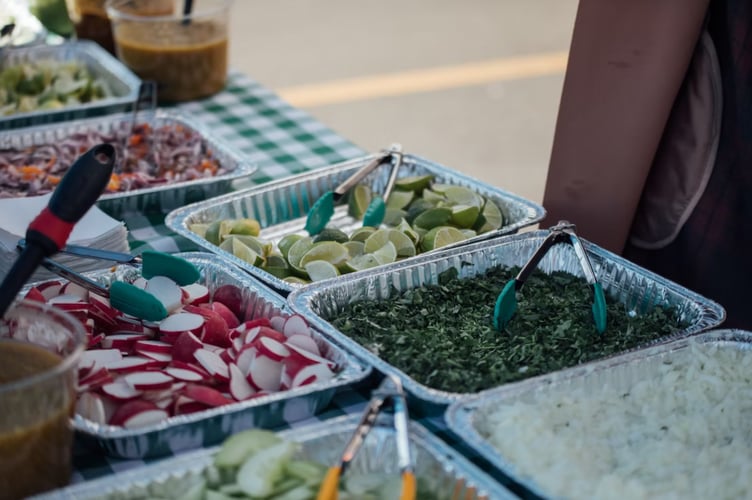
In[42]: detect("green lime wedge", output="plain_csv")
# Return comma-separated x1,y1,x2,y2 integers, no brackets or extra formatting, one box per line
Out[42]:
349,226,377,243
421,188,446,204
396,218,420,246
232,238,265,266
229,218,261,236
287,236,315,273
443,185,485,210
450,204,480,229
189,223,210,239
421,226,468,252
313,227,349,244
348,184,373,219
413,207,453,230
278,233,305,259
383,207,407,226
481,198,505,231
343,240,365,258
299,241,350,268
223,234,271,257
394,174,434,192
371,240,397,265
283,276,310,284
385,190,414,210
262,253,291,278
304,260,340,281
342,254,381,272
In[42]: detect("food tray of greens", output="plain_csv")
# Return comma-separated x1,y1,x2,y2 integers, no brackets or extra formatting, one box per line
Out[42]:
0,108,256,216
287,229,725,412
166,151,545,294
445,329,752,499
23,252,370,459
0,40,140,129
34,414,514,499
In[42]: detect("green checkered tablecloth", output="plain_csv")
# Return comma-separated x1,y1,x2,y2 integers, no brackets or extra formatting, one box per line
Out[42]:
125,70,365,255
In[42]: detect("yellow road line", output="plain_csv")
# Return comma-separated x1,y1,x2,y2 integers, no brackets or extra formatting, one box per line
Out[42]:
277,51,568,107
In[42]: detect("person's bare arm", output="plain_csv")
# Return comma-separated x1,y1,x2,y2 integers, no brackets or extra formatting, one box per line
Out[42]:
542,0,710,252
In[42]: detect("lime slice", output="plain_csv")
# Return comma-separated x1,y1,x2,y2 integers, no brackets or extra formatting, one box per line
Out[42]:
371,240,397,265
299,241,350,268
384,229,416,258
342,254,381,272
349,226,377,243
481,198,505,231
232,238,265,266
385,190,414,210
363,229,390,254
348,184,373,219
450,204,480,229
287,236,315,273
421,188,446,204
443,185,484,210
278,233,305,259
313,227,349,244
263,253,290,279
283,276,310,284
394,174,434,192
204,220,223,245
189,223,210,238
421,226,467,252
229,218,261,236
405,199,438,224
396,218,420,246
304,260,340,281
413,207,453,230
382,207,406,227
343,240,365,258
223,234,271,257
460,229,478,239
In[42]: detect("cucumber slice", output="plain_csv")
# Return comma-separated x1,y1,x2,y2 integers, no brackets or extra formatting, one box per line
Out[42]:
214,429,283,468
237,440,299,497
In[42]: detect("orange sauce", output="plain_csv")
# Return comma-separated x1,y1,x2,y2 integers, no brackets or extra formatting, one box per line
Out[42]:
114,19,228,102
0,341,74,499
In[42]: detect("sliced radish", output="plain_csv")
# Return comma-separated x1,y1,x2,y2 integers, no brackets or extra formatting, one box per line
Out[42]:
145,276,183,313
76,392,107,425
228,363,255,400
101,379,143,400
137,350,172,363
181,383,232,407
235,345,257,376
285,334,321,356
87,333,105,348
101,333,149,351
190,307,230,348
181,283,210,305
123,371,174,391
193,348,230,381
159,312,205,338
89,294,120,323
38,280,63,300
78,367,114,391
248,355,283,392
80,349,123,370
208,301,240,329
170,331,204,363
269,315,286,332
291,362,334,388
246,326,286,345
219,348,235,365
105,356,163,374
110,400,168,428
24,287,46,303
170,360,212,379
173,396,210,416
112,316,147,333
60,281,89,301
283,314,311,338
164,367,206,382
134,339,172,355
212,284,243,320
256,336,290,362
286,343,337,370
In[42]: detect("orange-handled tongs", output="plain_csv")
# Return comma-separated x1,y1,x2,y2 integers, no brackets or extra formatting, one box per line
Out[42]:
316,375,416,500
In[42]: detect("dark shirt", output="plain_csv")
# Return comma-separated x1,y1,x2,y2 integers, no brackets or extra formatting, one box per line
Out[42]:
624,0,752,328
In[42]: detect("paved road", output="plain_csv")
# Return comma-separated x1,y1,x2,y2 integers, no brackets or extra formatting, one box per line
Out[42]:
229,0,579,204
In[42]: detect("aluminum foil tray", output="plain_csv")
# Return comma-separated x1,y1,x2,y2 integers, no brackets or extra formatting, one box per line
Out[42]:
34,414,514,500
166,152,545,294
0,41,141,130
287,229,725,411
444,329,751,499
0,109,256,216
25,252,371,459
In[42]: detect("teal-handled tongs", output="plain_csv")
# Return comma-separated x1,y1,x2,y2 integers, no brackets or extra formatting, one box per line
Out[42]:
493,221,607,333
317,375,416,500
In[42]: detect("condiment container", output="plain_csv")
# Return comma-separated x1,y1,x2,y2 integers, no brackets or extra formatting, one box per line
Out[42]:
106,0,231,103
0,300,86,499
65,0,118,54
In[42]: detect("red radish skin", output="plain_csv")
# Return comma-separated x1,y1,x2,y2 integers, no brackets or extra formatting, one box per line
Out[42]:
228,363,255,400
105,356,163,374
286,343,337,370
87,333,105,348
37,281,63,300
269,315,286,332
134,340,172,354
208,301,240,329
245,326,286,345
283,314,312,338
124,371,174,391
291,362,335,388
145,276,183,313
101,333,149,351
181,283,210,304
256,337,290,362
24,287,46,303
212,284,243,319
137,350,172,364
170,331,204,363
193,348,230,381
173,397,211,416
60,281,89,301
285,334,321,356
164,367,205,383
170,360,212,379
112,317,148,333
110,400,168,429
181,384,233,407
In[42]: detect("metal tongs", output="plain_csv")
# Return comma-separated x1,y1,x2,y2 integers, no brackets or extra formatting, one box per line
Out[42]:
493,221,607,333
316,375,416,500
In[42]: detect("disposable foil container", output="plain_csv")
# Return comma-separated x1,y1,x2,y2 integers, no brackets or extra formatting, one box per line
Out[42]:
0,41,141,130
26,252,371,459
166,152,545,294
0,109,256,216
287,230,725,411
444,329,751,499
33,414,514,500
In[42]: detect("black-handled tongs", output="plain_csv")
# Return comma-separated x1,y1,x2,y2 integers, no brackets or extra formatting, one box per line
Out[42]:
316,375,415,500
493,220,607,333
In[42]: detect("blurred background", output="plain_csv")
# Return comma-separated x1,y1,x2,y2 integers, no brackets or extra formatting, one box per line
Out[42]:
7,0,579,204
227,1,579,204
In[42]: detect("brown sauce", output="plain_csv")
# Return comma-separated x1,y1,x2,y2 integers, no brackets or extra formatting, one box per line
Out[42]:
68,0,115,54
113,20,228,102
0,341,74,499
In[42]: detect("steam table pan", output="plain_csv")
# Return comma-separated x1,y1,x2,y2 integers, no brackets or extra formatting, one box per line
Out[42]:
287,229,725,414
32,414,515,499
0,109,256,216
0,41,140,130
166,151,546,295
23,252,371,459
445,329,752,499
